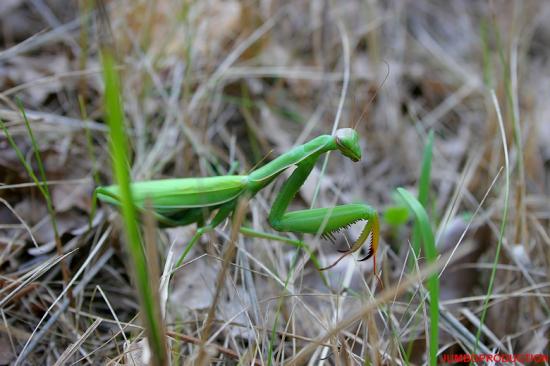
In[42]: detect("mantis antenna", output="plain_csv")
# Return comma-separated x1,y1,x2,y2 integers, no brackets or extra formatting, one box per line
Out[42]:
351,59,390,131
246,149,274,175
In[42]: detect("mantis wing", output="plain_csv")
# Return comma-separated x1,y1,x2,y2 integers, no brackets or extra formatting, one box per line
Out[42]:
96,175,248,214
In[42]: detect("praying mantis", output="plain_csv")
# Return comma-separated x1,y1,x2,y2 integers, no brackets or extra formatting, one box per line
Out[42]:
95,128,379,270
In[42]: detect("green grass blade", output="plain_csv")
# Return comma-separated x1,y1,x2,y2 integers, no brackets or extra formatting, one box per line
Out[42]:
19,102,51,200
19,102,71,285
473,90,510,354
101,51,168,365
0,110,70,287
480,19,493,89
0,120,46,198
410,130,434,267
397,187,439,366
418,130,434,207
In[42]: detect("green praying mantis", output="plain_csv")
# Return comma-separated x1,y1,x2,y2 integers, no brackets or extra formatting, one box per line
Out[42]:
95,128,379,271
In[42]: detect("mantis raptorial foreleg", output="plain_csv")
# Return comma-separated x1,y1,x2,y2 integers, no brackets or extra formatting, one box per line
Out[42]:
267,152,380,270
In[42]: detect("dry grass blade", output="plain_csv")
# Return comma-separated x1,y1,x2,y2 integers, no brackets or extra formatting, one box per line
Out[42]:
0,197,38,248
0,249,75,307
0,108,108,132
14,228,112,365
473,89,510,353
168,330,262,366
187,8,284,112
194,198,249,365
142,198,168,357
1,110,71,289
310,17,350,208
287,246,471,365
53,318,102,366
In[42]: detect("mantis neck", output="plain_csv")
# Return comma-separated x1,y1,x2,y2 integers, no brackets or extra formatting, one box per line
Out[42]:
247,134,336,190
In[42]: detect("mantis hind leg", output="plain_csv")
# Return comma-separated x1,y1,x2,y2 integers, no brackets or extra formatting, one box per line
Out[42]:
239,226,330,287
239,227,324,273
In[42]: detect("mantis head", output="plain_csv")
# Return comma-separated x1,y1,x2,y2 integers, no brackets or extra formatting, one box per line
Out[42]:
334,128,361,162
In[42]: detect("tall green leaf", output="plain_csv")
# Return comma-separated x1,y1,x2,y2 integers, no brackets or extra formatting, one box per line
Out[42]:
101,51,167,365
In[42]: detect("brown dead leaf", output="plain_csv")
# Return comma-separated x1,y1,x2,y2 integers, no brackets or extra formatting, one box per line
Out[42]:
195,0,243,53
117,0,242,62
30,210,88,245
218,286,255,339
0,333,15,365
51,179,94,213
521,328,549,355
0,2,40,42
13,198,48,226
1,55,70,105
0,136,32,174
438,217,490,310
170,256,220,312
12,199,88,251
122,339,149,366
0,0,22,17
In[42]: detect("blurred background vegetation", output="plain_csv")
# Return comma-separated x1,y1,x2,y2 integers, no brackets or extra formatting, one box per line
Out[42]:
0,0,549,364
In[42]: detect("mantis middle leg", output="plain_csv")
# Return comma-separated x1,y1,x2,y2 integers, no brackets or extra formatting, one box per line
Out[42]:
175,203,234,267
